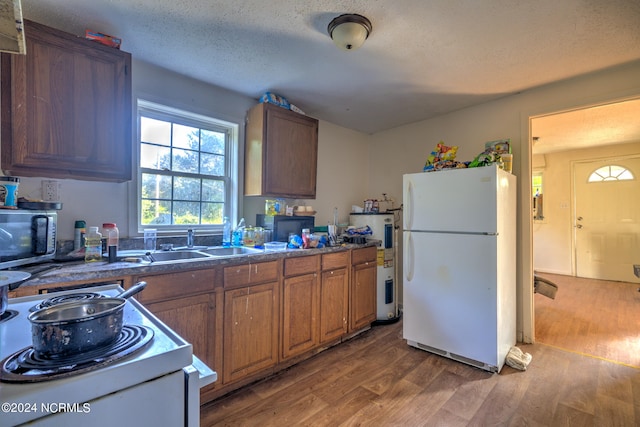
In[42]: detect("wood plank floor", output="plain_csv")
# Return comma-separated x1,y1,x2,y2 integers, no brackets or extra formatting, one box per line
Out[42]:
201,307,640,426
535,273,640,368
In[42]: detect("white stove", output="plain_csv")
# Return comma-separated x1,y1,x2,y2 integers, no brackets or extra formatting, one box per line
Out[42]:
0,284,216,426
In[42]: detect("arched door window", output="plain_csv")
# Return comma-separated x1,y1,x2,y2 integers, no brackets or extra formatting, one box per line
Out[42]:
587,165,634,182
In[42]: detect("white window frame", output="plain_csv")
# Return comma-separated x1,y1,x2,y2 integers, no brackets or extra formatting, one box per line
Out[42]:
136,99,239,234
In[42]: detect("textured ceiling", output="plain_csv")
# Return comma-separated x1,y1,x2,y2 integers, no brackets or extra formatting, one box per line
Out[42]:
19,0,640,142
532,99,640,155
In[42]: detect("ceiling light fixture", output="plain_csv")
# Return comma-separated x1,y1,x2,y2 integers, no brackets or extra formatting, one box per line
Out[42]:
327,14,372,51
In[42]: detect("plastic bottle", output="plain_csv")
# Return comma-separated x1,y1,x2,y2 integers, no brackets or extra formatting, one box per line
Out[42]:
222,216,231,247
302,228,311,249
232,218,245,247
84,227,103,262
74,220,86,251
102,223,119,263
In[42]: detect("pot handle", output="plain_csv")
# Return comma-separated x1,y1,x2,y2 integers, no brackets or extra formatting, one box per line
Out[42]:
8,265,62,291
117,281,147,300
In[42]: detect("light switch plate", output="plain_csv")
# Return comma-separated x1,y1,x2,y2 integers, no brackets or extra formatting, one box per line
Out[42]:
42,180,61,201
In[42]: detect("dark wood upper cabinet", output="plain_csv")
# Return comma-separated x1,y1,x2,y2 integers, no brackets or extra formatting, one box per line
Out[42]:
1,20,132,182
244,102,318,198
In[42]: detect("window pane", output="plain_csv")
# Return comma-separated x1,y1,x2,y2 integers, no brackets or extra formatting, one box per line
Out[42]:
201,130,225,154
173,124,200,150
142,173,172,199
141,143,170,170
141,117,171,146
619,170,634,180
174,177,201,201
202,202,223,224
201,153,225,176
173,201,200,224
141,199,172,225
202,179,224,202
173,148,199,173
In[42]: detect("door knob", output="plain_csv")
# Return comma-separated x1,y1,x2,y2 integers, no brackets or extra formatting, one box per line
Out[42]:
575,224,583,229
577,216,583,221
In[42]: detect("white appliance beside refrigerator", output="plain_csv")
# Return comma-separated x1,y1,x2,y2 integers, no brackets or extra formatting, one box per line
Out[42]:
402,165,516,372
349,213,398,322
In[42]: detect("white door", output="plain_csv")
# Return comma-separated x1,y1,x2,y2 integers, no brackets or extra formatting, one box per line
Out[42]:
574,157,640,282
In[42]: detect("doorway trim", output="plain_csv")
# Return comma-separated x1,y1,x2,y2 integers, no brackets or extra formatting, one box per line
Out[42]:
520,92,640,344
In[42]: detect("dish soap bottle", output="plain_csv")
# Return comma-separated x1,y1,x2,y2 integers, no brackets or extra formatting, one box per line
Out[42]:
232,218,245,247
84,227,103,262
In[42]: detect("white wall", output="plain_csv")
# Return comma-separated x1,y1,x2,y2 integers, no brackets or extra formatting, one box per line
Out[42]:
533,141,640,275
368,60,640,343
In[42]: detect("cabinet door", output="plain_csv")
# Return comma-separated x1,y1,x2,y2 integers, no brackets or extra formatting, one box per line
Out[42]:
223,282,279,384
282,272,318,359
319,267,348,343
145,294,216,369
1,20,132,182
351,262,377,331
245,103,318,198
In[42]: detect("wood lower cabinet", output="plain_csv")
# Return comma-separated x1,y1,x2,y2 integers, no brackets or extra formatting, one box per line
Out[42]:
281,255,320,360
1,20,132,182
223,281,279,384
133,269,218,381
350,247,377,331
319,252,350,343
144,294,214,364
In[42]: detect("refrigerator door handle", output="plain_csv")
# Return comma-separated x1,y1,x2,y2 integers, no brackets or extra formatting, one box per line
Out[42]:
404,232,414,282
406,180,414,230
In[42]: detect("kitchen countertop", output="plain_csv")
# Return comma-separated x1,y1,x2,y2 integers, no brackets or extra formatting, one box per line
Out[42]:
15,243,376,288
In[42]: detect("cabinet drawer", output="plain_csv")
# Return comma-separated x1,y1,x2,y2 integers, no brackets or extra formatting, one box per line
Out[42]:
284,255,319,277
352,246,377,265
322,251,349,271
224,261,279,288
136,269,216,303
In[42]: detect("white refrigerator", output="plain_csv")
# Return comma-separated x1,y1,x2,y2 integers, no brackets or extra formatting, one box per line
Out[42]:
402,165,516,372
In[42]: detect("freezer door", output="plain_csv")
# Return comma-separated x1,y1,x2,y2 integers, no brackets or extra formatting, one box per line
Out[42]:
403,166,504,233
403,231,500,368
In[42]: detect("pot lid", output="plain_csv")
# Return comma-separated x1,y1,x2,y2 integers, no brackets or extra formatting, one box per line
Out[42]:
0,271,31,287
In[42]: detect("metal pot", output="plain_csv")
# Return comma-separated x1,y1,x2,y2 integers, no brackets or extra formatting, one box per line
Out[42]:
0,265,62,316
28,281,146,358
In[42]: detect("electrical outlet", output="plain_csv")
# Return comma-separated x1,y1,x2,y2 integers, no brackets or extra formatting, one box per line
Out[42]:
41,180,61,201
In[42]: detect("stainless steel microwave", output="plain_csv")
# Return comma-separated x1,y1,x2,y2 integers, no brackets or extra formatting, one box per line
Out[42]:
256,214,314,242
0,210,57,269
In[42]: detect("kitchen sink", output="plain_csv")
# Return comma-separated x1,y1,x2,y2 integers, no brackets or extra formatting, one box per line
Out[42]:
145,246,264,263
148,251,213,262
200,247,263,256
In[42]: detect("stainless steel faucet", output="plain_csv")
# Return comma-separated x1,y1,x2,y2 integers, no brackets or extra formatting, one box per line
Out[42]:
187,229,194,248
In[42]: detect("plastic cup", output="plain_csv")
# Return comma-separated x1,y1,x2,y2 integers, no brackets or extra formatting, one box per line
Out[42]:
143,229,157,251
501,153,513,173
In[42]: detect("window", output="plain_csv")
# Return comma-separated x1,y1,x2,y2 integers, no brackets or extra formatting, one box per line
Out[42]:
532,172,543,197
137,100,238,231
532,172,544,220
587,165,634,182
